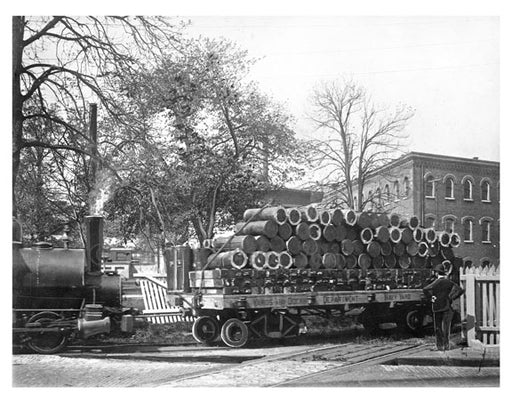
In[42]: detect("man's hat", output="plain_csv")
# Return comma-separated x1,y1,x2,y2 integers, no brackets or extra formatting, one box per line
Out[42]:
433,264,446,275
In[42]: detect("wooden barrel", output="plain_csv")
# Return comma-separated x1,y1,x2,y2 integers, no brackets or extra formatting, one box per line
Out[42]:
322,253,337,269
418,242,429,257
398,254,411,269
211,235,257,254
328,242,341,254
389,213,401,227
355,212,371,228
372,255,384,269
254,235,270,252
302,239,318,255
299,205,318,222
341,239,354,256
266,251,280,269
309,223,322,240
207,249,248,269
279,251,293,269
293,253,308,269
368,212,380,229
286,208,302,226
343,209,357,226
412,255,426,268
423,227,437,244
406,241,419,256
450,233,461,248
360,227,374,244
323,224,337,242
400,227,413,244
243,206,287,225
294,222,310,240
278,223,293,241
393,242,406,257
374,226,390,243
250,251,267,269
335,253,346,270
286,236,302,256
345,254,358,269
367,241,381,258
389,226,402,243
384,254,396,269
377,213,390,227
319,210,332,226
358,253,372,270
237,220,278,238
380,241,393,256
345,227,357,241
335,225,347,241
269,236,286,252
309,253,322,270
331,208,344,226
352,239,365,256
412,227,423,243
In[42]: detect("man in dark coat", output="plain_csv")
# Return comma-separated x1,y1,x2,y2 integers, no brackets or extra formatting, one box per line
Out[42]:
423,264,465,351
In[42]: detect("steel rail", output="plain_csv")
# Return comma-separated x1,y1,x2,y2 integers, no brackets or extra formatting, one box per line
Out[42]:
268,343,429,387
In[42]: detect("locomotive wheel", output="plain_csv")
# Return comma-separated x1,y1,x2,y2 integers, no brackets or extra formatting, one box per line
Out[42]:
192,316,220,345
26,312,68,354
220,318,249,348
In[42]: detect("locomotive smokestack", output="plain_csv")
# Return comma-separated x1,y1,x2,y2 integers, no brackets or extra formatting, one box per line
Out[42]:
85,215,104,273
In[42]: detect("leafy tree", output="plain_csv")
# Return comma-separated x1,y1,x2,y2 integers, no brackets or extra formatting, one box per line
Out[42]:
306,79,414,211
106,37,303,246
12,16,181,221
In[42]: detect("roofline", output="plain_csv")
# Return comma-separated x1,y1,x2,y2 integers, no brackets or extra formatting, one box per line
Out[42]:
370,151,499,177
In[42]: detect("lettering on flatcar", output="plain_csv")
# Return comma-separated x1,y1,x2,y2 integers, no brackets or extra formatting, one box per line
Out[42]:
322,294,359,304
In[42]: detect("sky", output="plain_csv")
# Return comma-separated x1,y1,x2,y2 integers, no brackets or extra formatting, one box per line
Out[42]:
182,16,499,162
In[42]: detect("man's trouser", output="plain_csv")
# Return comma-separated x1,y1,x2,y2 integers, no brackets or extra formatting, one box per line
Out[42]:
433,308,454,350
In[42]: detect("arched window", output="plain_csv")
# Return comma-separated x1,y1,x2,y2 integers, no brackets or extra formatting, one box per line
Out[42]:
384,184,390,204
368,190,374,209
481,181,491,202
393,180,399,200
403,177,410,197
481,220,491,243
463,179,473,200
444,218,455,233
463,218,473,242
375,187,381,206
425,174,435,198
445,178,454,199
425,216,435,228
353,195,358,210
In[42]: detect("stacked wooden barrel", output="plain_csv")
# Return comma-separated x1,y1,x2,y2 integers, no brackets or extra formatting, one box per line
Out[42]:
188,205,461,294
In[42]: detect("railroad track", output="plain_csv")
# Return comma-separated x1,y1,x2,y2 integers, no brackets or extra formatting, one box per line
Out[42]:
145,340,429,387
269,343,429,387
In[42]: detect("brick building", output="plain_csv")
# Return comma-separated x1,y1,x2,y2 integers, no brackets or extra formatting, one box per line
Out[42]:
359,152,500,267
263,187,323,207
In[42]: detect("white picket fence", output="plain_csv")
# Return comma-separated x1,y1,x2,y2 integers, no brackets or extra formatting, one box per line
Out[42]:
134,274,193,324
459,265,500,349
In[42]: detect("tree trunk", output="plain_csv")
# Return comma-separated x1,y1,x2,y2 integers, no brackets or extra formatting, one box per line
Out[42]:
12,16,25,216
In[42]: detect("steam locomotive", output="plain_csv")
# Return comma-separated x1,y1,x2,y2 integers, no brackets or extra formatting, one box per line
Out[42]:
12,215,133,353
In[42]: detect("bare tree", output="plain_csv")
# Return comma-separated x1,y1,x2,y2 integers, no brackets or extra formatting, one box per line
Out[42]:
12,16,181,215
307,79,414,211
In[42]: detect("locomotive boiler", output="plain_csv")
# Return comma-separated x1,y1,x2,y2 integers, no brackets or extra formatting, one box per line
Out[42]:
13,215,130,353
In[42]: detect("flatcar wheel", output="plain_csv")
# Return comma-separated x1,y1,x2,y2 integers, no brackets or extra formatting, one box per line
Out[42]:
401,309,424,335
26,312,68,354
192,316,220,345
220,318,249,348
